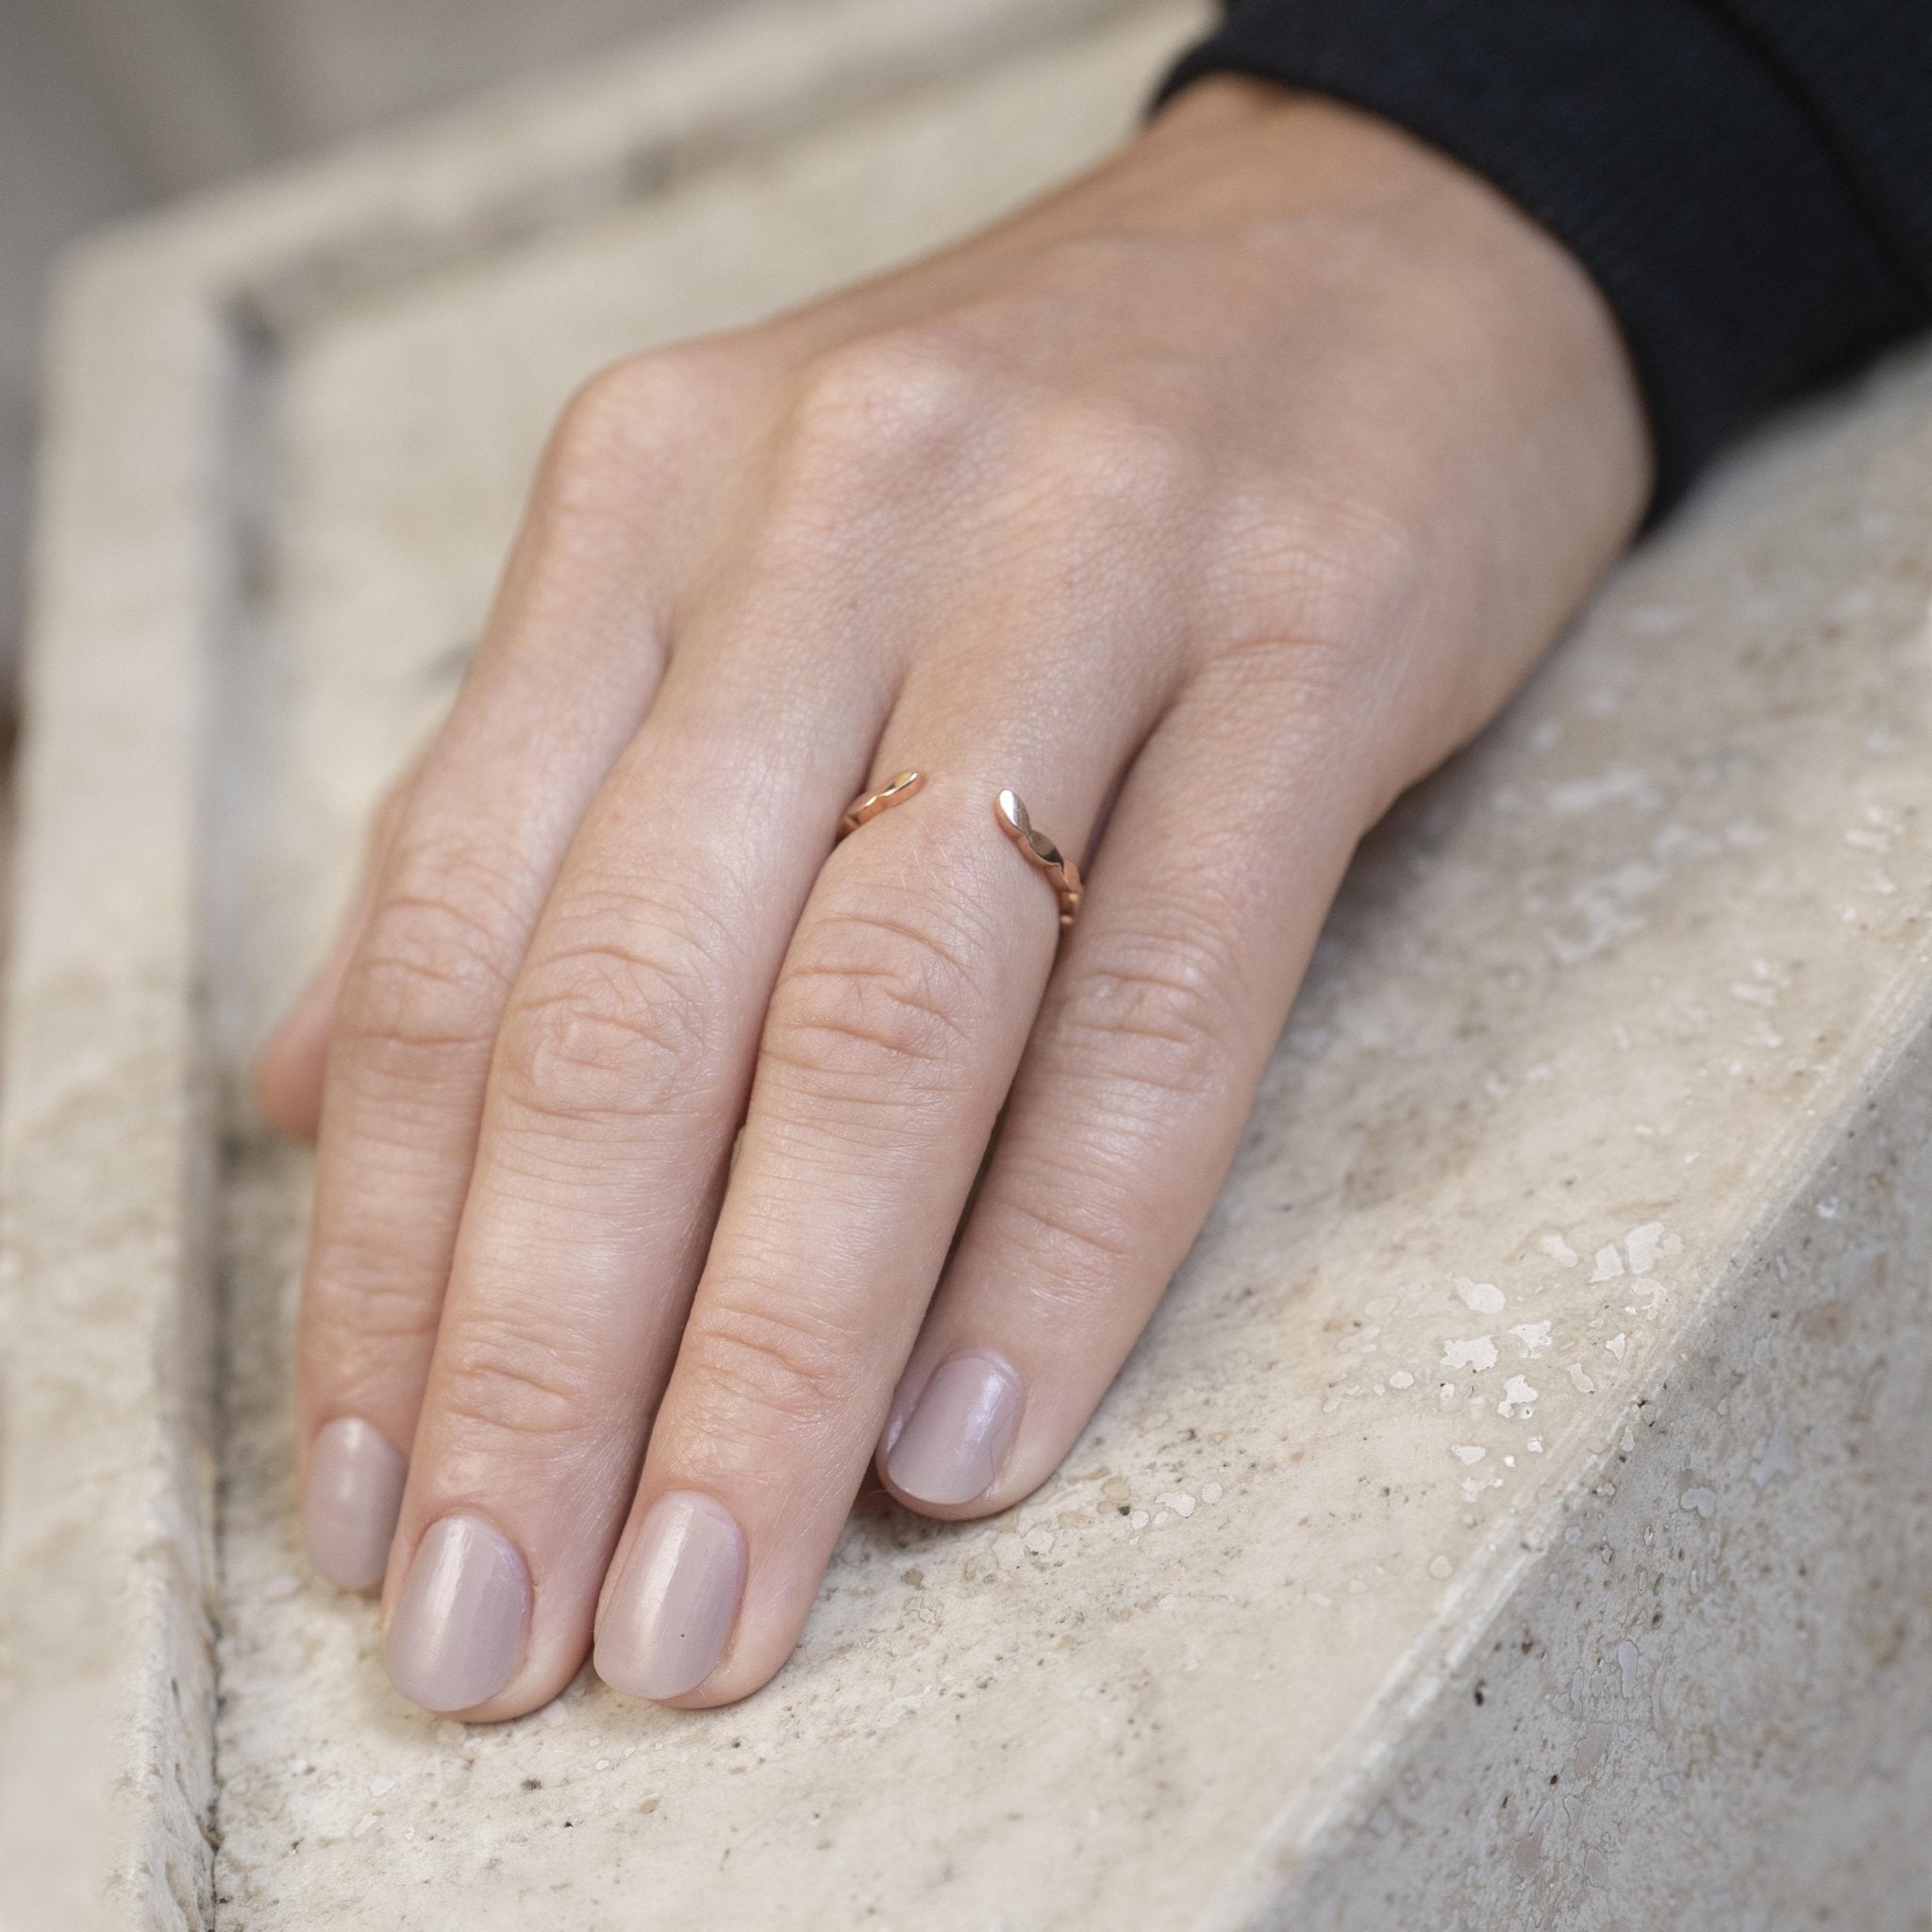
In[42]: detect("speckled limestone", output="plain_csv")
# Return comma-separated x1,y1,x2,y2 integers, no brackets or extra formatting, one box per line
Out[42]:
2,0,1930,1926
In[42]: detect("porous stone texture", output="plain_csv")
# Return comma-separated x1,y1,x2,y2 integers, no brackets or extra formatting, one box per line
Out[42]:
3,0,1931,1925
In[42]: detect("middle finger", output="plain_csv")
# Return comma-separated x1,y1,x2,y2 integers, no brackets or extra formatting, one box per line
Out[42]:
591,645,1158,1707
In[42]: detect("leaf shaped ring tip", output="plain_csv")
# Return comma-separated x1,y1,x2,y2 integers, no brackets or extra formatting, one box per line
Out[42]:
995,789,1081,929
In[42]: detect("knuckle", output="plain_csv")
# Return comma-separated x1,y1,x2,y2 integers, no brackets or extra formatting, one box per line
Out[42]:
678,1290,860,1441
335,863,518,1064
1000,1174,1142,1280
433,1313,605,1444
763,904,983,1095
1053,923,1241,1105
305,1235,443,1349
539,365,645,511
1229,491,1434,668
535,347,730,521
495,932,713,1127
546,353,693,469
1024,392,1191,523
780,330,987,498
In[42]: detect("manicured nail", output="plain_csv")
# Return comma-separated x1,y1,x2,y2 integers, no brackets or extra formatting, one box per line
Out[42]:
885,1350,1023,1507
303,1416,406,1591
595,1491,746,1702
383,1515,531,1713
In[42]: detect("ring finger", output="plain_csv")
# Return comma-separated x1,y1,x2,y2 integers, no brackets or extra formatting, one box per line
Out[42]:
882,647,1377,1522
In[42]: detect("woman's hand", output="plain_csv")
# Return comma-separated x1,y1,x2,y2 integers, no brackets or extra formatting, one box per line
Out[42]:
258,77,1648,1719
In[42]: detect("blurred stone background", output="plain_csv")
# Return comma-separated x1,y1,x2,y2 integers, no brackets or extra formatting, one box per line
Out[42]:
0,0,731,681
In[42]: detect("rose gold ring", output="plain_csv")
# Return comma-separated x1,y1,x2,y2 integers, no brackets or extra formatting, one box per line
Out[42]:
837,770,925,840
995,790,1081,929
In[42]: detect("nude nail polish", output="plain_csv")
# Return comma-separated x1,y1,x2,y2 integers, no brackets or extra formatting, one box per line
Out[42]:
595,1491,746,1702
383,1515,531,1713
303,1416,406,1591
886,1351,1023,1507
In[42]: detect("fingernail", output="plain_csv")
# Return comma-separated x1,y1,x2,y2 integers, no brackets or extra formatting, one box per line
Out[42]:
885,1350,1023,1507
595,1491,746,1702
303,1417,407,1591
383,1515,531,1713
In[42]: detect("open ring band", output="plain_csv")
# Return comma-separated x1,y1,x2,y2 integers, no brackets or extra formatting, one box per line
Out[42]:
995,790,1081,930
833,771,1080,931
837,770,925,839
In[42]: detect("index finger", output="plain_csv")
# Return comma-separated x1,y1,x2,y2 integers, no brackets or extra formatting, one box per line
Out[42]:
291,375,675,1590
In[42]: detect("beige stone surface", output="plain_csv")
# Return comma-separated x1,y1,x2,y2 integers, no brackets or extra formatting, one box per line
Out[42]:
4,0,1932,1925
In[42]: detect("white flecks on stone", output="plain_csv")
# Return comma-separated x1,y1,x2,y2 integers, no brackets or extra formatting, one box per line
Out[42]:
1427,1555,1454,1580
1455,1277,1507,1314
1509,1321,1554,1357
1680,1488,1718,1519
1451,1445,1487,1467
1545,763,1657,815
1497,1376,1540,1419
1537,1233,1580,1268
1526,1437,1544,1454
1388,1370,1415,1390
874,1686,941,1734
1749,1419,1798,1489
1441,1337,1499,1373
1605,1334,1629,1360
1200,1483,1223,1505
1591,1244,1625,1281
1565,1363,1598,1394
1618,1641,1643,1699
1623,1223,1674,1274
1158,1493,1195,1519
1024,1528,1055,1557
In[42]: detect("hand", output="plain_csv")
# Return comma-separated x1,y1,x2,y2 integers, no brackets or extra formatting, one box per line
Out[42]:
258,77,1649,1718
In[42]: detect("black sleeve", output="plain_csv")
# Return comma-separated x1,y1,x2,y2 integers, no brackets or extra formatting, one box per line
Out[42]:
1158,1,1932,508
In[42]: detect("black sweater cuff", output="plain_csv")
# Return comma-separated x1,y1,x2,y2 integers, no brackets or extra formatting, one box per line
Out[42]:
1158,0,1924,508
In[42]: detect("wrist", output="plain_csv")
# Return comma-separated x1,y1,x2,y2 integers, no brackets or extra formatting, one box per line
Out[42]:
1118,77,1654,790
1139,77,1652,531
